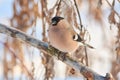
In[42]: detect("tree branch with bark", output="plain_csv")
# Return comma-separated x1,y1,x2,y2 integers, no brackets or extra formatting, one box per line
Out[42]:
0,24,114,80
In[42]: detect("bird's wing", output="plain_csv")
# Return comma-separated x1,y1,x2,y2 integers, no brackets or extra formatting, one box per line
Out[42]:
66,27,94,49
66,26,83,42
73,34,83,42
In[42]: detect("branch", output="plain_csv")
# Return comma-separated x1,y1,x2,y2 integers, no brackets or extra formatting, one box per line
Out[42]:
73,0,83,30
56,0,62,16
0,24,114,80
106,0,120,19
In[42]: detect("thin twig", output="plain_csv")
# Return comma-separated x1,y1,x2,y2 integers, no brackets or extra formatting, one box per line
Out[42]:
41,0,47,42
73,0,89,65
56,0,62,16
73,0,83,30
4,43,33,79
106,0,120,19
84,47,89,66
74,0,89,65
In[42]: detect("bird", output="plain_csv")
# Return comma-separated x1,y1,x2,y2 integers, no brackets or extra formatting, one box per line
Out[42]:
48,16,94,53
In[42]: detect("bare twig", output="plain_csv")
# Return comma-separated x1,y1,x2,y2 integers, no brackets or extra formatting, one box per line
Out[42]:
106,0,120,19
0,24,114,80
41,0,47,42
73,0,89,67
84,47,89,66
56,0,62,16
73,0,83,30
4,43,33,79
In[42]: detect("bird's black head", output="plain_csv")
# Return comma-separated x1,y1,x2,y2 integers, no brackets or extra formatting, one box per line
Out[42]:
51,16,64,26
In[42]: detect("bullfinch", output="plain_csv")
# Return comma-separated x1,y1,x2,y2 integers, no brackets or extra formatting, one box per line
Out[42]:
48,16,93,53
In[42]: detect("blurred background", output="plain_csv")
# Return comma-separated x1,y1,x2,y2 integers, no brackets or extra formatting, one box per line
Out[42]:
0,0,120,80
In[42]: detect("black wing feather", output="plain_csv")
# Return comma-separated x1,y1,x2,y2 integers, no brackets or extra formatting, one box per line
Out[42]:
73,34,83,42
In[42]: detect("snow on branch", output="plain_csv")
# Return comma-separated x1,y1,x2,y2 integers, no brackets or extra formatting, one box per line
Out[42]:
0,24,114,80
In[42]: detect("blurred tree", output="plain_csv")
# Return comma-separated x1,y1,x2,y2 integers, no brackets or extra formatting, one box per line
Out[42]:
0,0,120,80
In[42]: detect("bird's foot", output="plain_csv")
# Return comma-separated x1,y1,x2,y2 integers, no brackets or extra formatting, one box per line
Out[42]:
58,52,68,61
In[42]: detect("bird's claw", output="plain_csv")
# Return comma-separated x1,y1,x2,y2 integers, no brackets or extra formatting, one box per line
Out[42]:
58,52,68,61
